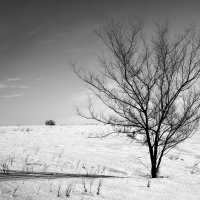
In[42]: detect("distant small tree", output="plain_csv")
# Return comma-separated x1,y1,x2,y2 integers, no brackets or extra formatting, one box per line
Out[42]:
45,120,56,126
73,20,200,178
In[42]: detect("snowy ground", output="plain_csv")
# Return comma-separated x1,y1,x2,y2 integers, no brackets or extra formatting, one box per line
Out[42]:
0,125,199,200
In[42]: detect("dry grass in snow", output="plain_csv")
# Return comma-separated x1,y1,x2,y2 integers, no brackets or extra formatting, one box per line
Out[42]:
0,125,199,199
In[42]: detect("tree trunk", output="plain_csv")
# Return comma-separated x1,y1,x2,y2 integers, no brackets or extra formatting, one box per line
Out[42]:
151,159,158,178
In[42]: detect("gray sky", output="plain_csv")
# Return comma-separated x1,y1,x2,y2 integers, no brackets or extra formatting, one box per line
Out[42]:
0,0,200,125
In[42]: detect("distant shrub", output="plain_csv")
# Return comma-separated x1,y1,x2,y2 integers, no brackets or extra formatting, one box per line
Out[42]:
45,120,56,126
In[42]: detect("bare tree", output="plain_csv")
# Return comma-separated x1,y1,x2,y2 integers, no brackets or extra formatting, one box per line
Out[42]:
72,20,200,178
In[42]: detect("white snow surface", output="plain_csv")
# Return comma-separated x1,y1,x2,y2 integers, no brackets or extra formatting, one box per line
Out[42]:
0,124,199,199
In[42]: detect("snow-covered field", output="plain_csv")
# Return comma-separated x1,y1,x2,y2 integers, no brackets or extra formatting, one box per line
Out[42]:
0,125,199,200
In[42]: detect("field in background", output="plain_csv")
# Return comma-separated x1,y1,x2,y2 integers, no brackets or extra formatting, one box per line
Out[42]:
0,125,199,200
